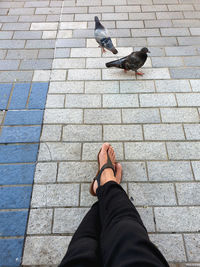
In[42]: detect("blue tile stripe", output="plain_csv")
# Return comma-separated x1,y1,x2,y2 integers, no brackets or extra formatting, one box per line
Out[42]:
0,82,49,267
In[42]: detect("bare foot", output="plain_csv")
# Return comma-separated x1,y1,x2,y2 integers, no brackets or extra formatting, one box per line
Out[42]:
92,143,122,195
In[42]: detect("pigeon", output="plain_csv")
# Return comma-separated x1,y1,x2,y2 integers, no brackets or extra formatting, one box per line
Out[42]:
105,47,150,76
94,16,118,54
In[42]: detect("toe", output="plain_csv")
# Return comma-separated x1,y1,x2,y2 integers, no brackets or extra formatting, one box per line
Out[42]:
115,163,122,184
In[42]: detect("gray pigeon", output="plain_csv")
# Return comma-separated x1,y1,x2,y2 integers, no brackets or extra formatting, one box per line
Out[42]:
105,47,150,76
94,16,118,54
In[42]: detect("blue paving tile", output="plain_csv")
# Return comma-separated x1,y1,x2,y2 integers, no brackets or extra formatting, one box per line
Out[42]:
0,238,24,267
9,83,30,110
0,186,32,209
0,84,12,110
0,211,28,236
0,126,41,143
4,110,44,125
0,144,39,163
28,82,49,109
0,164,35,185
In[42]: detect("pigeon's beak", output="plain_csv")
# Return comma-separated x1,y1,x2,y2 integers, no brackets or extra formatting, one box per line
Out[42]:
148,49,151,53
111,48,118,54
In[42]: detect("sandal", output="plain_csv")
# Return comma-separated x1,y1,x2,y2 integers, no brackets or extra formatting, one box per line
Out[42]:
90,149,115,196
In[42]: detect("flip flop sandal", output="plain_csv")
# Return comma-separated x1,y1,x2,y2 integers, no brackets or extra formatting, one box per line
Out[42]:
90,149,115,196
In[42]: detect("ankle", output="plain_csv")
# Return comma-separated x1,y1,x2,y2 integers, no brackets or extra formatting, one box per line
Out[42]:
101,169,116,185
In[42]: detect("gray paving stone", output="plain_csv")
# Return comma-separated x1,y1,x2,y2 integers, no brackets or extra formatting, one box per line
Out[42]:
38,142,81,161
122,108,160,123
41,125,62,142
26,40,55,48
140,93,176,107
131,29,160,37
128,183,176,205
20,59,52,70
108,29,132,37
115,5,141,12
116,21,144,29
103,94,139,108
137,207,155,232
63,125,102,141
165,46,197,56
65,95,101,108
13,31,42,39
85,81,119,94
2,23,30,31
154,0,178,3
75,13,102,21
150,234,186,262
80,183,97,206
190,80,200,92
167,142,200,160
0,60,20,70
47,14,62,21
84,109,121,124
192,161,200,180
176,183,200,205
170,68,200,79
89,6,114,13
174,19,200,27
128,0,152,4
161,108,199,123
6,49,38,59
144,124,185,140
49,81,84,93
121,161,147,181
63,7,87,13
38,49,54,59
190,27,200,35
31,22,58,30
0,16,19,23
103,0,127,5
155,207,200,231
125,142,167,160
55,48,70,58
104,125,143,141
82,142,124,160
129,12,156,20
0,71,33,82
161,27,189,36
178,37,200,45
184,124,200,140
19,15,46,22
147,161,193,181
46,94,65,108
88,21,115,29
35,162,57,183
156,11,184,19
168,4,194,10
53,208,89,233
147,37,177,46
23,236,71,265
25,1,50,8
8,8,34,15
0,40,25,49
155,80,191,92
58,162,97,182
35,7,61,15
27,209,53,234
71,48,100,58
184,234,200,262
142,4,168,11
68,69,101,80
53,58,85,69
176,93,200,106
31,183,80,207
184,56,200,67
120,81,155,93
117,38,147,47
44,109,83,124
0,50,6,59
152,57,183,67
184,11,200,18
145,20,172,28
0,31,13,39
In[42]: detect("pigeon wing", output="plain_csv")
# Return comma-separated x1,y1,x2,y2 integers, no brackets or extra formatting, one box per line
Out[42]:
94,27,109,45
124,53,141,71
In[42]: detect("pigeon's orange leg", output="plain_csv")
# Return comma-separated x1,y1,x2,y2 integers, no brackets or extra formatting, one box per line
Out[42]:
124,69,127,73
136,71,144,76
102,47,106,53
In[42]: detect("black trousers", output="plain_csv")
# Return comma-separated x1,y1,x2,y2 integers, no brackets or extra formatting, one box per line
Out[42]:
59,181,169,267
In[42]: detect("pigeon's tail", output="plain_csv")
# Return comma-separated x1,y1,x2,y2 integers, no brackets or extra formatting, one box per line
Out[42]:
94,16,104,30
106,59,122,68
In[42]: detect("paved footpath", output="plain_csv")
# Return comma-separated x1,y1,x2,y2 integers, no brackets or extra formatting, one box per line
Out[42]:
0,0,200,266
